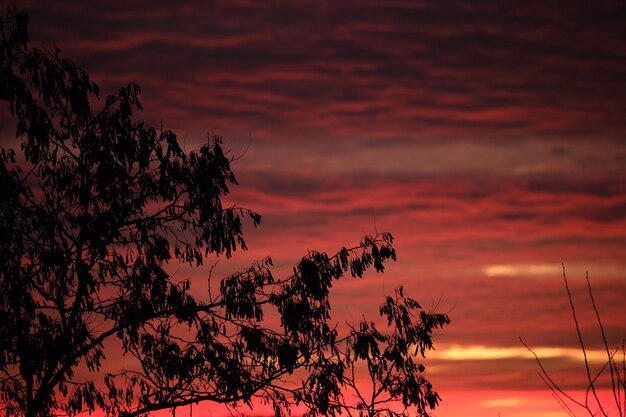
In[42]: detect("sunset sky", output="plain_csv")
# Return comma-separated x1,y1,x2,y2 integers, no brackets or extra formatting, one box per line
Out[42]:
3,1,626,416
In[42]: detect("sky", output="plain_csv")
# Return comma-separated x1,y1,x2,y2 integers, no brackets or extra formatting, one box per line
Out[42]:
3,1,626,416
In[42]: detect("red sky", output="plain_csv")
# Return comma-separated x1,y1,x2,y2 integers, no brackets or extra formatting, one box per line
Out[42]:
3,1,626,416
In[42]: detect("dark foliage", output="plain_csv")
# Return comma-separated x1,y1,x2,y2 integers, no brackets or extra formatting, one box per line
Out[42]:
0,6,449,417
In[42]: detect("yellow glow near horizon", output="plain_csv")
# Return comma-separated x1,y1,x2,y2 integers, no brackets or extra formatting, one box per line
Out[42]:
483,263,626,278
483,264,562,277
432,345,609,363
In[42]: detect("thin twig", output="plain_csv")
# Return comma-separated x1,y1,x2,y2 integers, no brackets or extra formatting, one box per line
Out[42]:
561,264,607,417
586,271,623,416
521,338,586,409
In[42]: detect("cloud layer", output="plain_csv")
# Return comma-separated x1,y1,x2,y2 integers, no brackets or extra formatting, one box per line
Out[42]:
21,0,626,143
4,1,626,416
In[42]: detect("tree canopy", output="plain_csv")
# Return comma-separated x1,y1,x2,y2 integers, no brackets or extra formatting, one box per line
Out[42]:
0,6,449,417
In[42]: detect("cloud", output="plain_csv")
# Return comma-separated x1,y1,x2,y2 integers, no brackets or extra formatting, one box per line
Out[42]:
18,0,626,144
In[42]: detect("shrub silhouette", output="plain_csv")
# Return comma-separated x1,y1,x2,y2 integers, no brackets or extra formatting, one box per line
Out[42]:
0,6,449,417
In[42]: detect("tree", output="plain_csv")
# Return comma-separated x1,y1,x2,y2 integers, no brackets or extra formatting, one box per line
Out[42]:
0,6,450,417
522,266,625,417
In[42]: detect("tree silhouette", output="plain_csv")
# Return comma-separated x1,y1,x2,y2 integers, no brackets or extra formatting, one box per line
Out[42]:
0,6,449,417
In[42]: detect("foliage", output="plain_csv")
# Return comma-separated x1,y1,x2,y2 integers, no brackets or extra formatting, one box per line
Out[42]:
522,266,625,417
0,5,449,417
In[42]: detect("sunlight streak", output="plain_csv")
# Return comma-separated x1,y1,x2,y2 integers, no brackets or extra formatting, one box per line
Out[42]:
483,264,562,277
432,345,609,363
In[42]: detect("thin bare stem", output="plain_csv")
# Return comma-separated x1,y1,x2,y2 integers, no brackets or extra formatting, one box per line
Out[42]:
523,266,626,417
561,265,607,417
622,339,626,407
549,388,577,417
521,338,586,409
586,271,623,416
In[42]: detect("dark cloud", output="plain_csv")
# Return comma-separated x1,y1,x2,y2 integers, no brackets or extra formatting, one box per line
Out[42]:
527,178,626,198
17,0,626,142
574,200,626,223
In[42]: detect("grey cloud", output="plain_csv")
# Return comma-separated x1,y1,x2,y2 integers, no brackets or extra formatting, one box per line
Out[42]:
18,0,626,142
